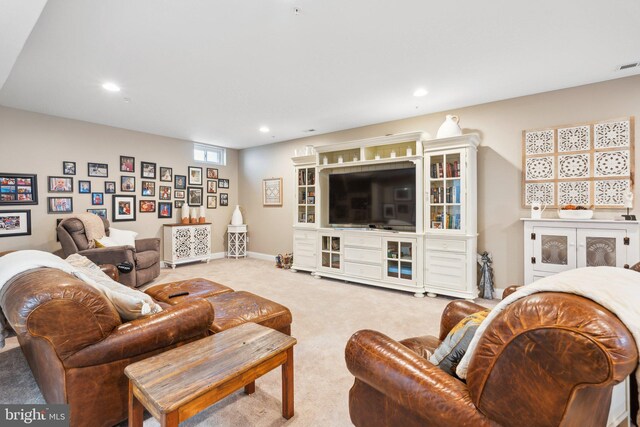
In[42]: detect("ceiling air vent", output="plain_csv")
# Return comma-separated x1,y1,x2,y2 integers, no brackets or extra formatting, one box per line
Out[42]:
618,62,639,71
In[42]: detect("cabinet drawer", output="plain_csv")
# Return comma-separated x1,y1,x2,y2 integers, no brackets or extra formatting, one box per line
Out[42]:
294,254,316,268
425,239,466,252
344,247,381,264
294,230,317,242
294,243,315,257
344,262,382,280
425,251,466,290
344,234,382,249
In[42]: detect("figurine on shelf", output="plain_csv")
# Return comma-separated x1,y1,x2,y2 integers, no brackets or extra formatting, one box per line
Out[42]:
477,251,494,299
622,191,636,220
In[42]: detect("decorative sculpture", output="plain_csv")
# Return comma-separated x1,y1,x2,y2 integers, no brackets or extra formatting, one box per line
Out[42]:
477,251,494,299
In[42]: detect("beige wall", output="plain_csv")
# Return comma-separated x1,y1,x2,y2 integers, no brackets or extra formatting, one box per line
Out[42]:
0,106,238,255
238,75,640,288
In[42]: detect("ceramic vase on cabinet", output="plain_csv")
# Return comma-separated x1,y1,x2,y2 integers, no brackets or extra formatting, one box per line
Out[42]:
231,205,243,225
437,115,462,138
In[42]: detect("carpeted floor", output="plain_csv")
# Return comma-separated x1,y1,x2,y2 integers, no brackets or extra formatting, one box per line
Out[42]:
0,258,494,426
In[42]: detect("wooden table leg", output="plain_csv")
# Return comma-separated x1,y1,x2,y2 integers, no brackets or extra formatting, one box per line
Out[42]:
128,382,144,427
282,347,294,419
160,410,179,427
245,381,256,394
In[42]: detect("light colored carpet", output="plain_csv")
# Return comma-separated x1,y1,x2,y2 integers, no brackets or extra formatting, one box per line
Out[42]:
0,258,495,426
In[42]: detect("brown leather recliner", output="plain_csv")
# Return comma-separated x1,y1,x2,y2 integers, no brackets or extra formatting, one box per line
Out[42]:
346,293,638,427
57,217,160,287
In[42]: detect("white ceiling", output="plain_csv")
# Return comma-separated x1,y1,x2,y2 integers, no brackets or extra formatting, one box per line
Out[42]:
1,0,639,149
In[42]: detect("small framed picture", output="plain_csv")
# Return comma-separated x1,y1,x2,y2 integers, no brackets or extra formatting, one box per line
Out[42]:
121,176,136,192
112,195,136,222
160,167,173,182
207,180,217,194
141,181,155,197
220,192,228,206
218,178,229,189
187,187,203,206
174,200,184,209
394,187,412,201
308,213,315,223
207,195,217,209
141,162,157,179
174,190,185,199
207,168,218,179
88,163,108,177
86,208,107,219
78,180,91,194
120,156,135,173
262,178,282,206
91,192,104,205
0,209,31,237
105,181,116,194
48,176,73,193
307,196,315,204
159,185,171,200
139,199,156,213
48,197,73,214
174,174,187,190
188,167,203,185
431,221,443,229
0,173,38,205
158,202,172,218
63,161,76,176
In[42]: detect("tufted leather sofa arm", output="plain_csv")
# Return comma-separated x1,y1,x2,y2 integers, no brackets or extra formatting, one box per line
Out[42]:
99,264,119,281
438,300,486,341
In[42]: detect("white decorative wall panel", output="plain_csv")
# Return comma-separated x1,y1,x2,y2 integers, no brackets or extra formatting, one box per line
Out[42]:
558,126,590,152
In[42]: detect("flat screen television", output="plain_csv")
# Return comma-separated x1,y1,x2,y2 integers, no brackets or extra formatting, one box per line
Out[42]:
329,167,416,229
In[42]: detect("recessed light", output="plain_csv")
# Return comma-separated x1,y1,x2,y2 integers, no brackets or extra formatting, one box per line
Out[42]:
259,126,270,133
102,82,121,92
413,88,428,97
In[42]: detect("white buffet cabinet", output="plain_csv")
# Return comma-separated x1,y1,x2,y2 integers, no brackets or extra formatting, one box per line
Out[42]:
163,223,211,269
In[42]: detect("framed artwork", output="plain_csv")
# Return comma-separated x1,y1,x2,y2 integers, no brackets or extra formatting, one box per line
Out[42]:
158,202,172,218
48,197,73,214
160,167,173,182
105,181,116,194
175,174,187,190
88,163,108,177
86,208,107,219
207,180,217,194
159,185,171,200
141,181,155,197
79,180,91,193
188,167,203,185
63,161,76,175
174,200,185,209
431,221,443,229
218,178,229,189
139,200,156,213
207,195,217,209
262,178,282,206
394,187,411,201
48,176,73,193
220,193,228,206
121,176,136,192
112,195,136,222
0,173,38,205
0,209,31,237
120,156,135,173
174,190,185,199
92,192,104,205
207,168,218,179
187,187,203,206
141,162,157,179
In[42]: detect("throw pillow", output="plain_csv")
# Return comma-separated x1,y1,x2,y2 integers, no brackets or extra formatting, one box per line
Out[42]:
108,227,138,247
95,236,119,248
429,309,490,376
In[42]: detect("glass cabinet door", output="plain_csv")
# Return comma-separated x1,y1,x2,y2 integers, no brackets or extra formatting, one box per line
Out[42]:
532,227,576,273
321,235,341,270
427,151,463,231
384,239,416,283
576,229,627,268
296,166,316,224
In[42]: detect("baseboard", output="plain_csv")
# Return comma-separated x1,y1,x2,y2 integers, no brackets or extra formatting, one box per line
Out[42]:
210,252,226,260
247,251,275,261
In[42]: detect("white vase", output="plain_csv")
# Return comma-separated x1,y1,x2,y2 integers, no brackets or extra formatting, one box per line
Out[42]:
231,205,243,225
181,204,190,224
436,114,463,138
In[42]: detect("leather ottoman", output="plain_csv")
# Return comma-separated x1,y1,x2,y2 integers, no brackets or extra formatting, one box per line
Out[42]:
207,291,292,335
146,278,233,305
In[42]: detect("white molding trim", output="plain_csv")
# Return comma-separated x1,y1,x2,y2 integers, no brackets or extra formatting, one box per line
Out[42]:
247,251,275,261
210,252,226,260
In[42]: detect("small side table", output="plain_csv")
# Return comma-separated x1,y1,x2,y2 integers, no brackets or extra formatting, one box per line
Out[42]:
227,224,247,259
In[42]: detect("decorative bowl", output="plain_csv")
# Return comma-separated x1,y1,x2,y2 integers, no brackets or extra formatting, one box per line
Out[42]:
557,209,594,219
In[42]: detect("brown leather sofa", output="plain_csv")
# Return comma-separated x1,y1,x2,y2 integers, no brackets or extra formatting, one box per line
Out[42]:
57,217,160,288
345,293,638,427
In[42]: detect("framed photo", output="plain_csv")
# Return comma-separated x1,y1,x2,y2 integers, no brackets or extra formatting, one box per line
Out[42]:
174,200,185,209
0,209,31,237
48,197,73,214
187,187,203,206
141,162,157,179
78,180,91,193
174,190,185,199
121,176,136,192
207,180,217,194
394,187,412,201
159,185,171,200
63,161,76,176
431,221,443,229
174,174,187,190
139,199,156,213
105,181,116,194
91,192,104,205
160,167,173,182
120,156,135,173
141,181,155,197
262,178,282,206
220,192,228,206
188,167,203,185
48,176,73,193
88,163,108,177
207,195,217,209
207,168,218,179
307,196,315,204
308,213,315,223
0,173,38,205
112,195,136,222
158,202,172,219
218,178,229,189
86,208,107,219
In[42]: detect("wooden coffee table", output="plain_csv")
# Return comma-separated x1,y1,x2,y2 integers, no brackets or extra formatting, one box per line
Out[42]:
125,322,297,426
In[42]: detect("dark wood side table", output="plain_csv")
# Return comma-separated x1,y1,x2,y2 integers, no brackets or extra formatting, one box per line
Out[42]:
125,322,297,426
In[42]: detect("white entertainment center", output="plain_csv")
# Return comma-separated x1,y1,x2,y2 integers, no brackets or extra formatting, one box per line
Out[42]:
291,132,480,299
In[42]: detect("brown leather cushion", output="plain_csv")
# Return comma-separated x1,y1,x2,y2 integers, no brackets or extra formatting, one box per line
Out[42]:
400,335,441,359
145,278,233,305
206,291,292,334
135,251,158,270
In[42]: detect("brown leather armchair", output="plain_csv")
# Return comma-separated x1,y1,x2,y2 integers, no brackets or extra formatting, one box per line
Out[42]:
346,293,638,427
57,217,160,287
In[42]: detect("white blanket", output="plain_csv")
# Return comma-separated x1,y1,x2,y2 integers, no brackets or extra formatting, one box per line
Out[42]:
456,267,640,423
